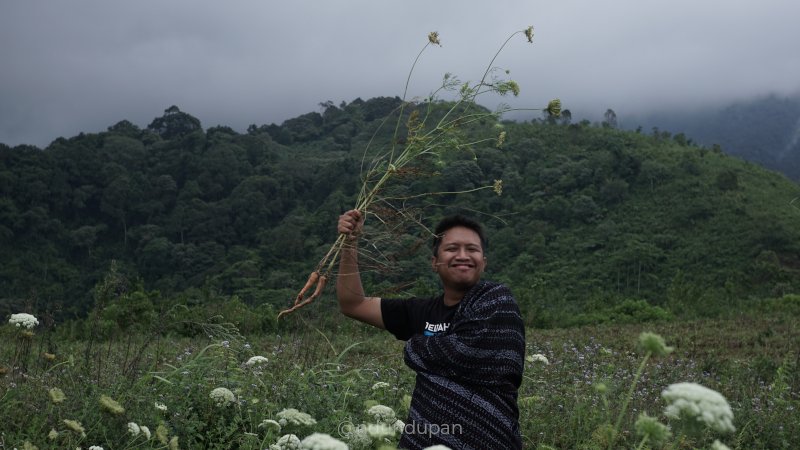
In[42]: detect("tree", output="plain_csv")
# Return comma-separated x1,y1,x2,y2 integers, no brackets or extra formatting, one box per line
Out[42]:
603,109,618,129
147,106,202,139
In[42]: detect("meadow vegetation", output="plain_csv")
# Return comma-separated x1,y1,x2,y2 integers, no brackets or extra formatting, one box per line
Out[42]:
2,289,798,449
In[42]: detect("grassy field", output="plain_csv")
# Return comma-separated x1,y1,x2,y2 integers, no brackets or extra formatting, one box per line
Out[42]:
1,311,798,449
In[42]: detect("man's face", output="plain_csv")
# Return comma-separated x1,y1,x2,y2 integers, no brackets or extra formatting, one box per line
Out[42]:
432,225,487,291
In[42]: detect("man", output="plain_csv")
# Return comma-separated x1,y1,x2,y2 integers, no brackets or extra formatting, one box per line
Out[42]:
337,210,525,449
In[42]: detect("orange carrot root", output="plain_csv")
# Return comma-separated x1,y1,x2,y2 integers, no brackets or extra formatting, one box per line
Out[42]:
278,274,328,319
294,271,320,306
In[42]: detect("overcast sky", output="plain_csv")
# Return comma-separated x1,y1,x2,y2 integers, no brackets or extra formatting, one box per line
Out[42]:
2,1,799,148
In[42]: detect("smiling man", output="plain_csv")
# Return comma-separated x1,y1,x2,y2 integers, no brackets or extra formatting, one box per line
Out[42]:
336,211,525,449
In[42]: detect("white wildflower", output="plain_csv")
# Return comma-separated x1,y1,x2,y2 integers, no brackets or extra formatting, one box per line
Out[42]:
269,433,301,450
140,425,151,440
127,422,140,436
49,387,66,404
259,419,282,433
366,423,395,440
277,408,317,427
9,313,39,329
662,382,735,433
209,387,236,407
392,419,405,434
711,440,731,450
345,425,371,449
371,381,390,390
245,355,269,366
89,446,104,450
155,401,168,411
367,404,396,424
526,353,549,364
48,429,59,440
300,432,348,450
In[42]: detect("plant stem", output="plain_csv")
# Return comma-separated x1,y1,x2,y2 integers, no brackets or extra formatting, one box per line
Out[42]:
609,351,651,450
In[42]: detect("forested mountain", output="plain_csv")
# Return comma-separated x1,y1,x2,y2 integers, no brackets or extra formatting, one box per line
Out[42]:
2,99,799,326
627,94,800,181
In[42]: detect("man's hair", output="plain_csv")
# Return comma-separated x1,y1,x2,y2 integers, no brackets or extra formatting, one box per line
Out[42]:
432,215,488,256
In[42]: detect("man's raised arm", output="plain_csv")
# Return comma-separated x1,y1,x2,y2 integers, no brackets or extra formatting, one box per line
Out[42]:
336,210,385,329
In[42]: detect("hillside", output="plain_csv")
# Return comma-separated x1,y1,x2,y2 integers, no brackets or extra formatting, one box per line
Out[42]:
627,94,800,181
1,100,799,326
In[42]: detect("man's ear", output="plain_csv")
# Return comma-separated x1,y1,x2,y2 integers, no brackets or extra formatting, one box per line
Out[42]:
431,255,438,272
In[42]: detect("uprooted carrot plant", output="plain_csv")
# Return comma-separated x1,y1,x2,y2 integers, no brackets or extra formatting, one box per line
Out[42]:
278,27,561,318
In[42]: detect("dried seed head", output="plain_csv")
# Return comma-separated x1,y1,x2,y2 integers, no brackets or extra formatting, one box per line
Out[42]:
428,31,441,46
525,26,534,43
546,98,562,117
493,179,503,196
496,131,507,148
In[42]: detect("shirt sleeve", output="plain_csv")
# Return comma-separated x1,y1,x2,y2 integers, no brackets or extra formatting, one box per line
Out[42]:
381,297,415,341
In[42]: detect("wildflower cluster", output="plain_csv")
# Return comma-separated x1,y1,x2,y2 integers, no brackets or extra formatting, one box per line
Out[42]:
277,408,317,428
99,394,125,415
526,353,549,364
300,432,348,450
634,412,671,446
9,313,38,329
128,422,151,439
269,433,301,450
371,381,390,390
638,331,674,356
49,387,66,404
260,418,282,433
245,355,269,366
209,387,236,407
662,382,735,433
366,404,396,424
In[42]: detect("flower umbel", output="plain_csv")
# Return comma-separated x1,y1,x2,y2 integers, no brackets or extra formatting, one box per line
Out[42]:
371,381,390,390
634,413,672,446
269,433,301,450
245,355,269,366
662,382,735,434
99,394,125,415
545,98,562,117
428,31,441,46
526,353,549,364
49,387,66,404
711,440,732,450
277,407,317,427
496,131,507,148
300,432,348,450
63,419,86,437
259,418,282,433
209,387,236,407
367,404,397,424
128,422,141,436
492,179,504,196
638,331,674,357
9,313,39,329
525,26,534,43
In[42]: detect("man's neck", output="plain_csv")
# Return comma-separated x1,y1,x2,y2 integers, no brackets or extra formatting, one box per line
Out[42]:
442,288,467,306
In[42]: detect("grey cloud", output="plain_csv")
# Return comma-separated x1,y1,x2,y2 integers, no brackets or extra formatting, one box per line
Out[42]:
1,0,798,147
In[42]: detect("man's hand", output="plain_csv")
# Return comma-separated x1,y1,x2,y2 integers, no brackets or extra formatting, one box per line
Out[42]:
338,209,364,240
